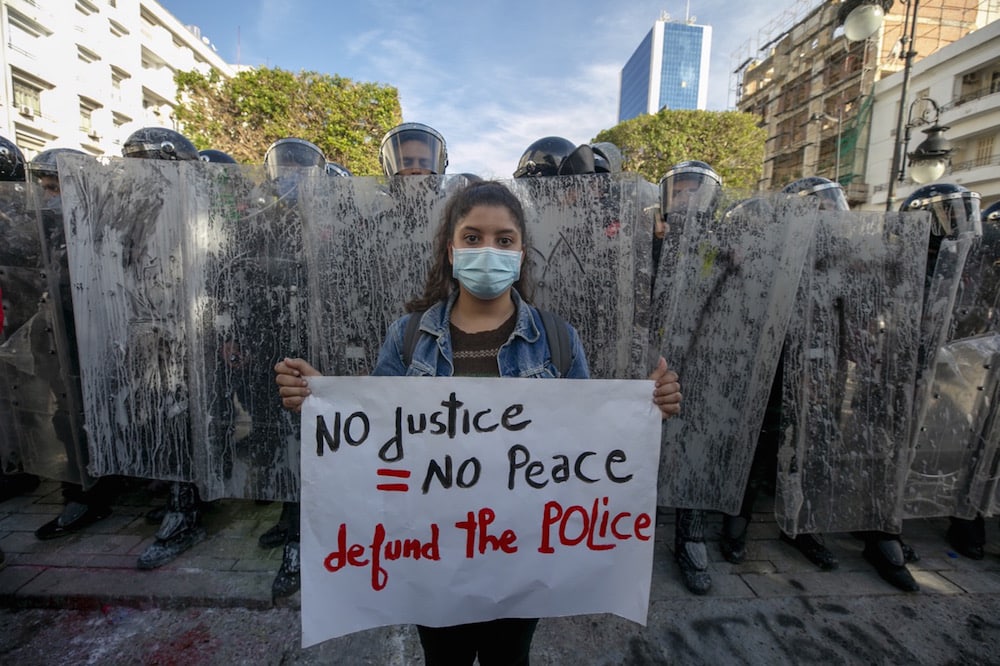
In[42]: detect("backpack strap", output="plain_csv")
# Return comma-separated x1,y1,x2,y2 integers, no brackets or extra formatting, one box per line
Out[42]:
402,310,424,369
538,308,572,377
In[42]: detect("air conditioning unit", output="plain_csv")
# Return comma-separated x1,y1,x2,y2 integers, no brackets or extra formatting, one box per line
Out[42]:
19,105,34,117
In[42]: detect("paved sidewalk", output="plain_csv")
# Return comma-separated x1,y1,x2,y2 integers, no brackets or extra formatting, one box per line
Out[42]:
2,480,1000,663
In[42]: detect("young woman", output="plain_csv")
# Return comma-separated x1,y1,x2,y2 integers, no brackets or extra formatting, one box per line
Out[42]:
276,179,681,664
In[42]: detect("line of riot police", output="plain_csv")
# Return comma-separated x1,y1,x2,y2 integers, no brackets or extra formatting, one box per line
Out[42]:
1,126,997,613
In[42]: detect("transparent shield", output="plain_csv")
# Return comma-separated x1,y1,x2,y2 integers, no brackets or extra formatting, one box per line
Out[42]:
904,334,1000,519
185,161,310,500
653,194,816,513
0,181,88,485
514,174,651,379
60,156,195,489
776,211,927,535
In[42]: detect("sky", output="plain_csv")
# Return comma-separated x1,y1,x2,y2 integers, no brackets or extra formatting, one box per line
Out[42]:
158,0,816,177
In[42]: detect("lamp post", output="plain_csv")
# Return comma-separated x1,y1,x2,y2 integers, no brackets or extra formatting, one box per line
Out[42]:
811,110,844,183
840,0,953,210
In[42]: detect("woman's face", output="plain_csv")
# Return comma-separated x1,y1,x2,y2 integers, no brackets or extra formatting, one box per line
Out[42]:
449,204,523,258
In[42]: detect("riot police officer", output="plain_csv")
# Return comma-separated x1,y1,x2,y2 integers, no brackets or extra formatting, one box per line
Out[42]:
512,136,577,179
251,137,327,599
379,123,447,177
904,186,990,561
0,135,40,551
199,149,238,164
718,177,843,579
853,182,982,591
658,160,723,595
120,127,208,570
26,147,120,542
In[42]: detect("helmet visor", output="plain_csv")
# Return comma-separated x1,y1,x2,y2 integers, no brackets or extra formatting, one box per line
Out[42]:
381,130,446,176
811,182,850,211
660,172,721,217
265,140,326,179
925,193,982,237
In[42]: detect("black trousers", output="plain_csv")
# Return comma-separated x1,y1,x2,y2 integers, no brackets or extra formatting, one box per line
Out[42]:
416,618,539,666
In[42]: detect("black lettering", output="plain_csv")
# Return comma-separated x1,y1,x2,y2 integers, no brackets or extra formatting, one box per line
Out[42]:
407,413,427,434
456,458,481,488
344,412,369,446
551,454,570,482
316,414,338,456
429,411,447,434
507,444,530,490
472,409,499,433
422,456,453,493
606,449,632,482
441,392,464,438
501,404,531,431
574,451,598,483
379,407,404,462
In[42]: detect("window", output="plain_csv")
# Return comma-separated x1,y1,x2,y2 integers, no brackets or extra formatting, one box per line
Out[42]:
13,80,42,116
80,97,101,135
975,135,995,168
78,44,101,63
991,72,1000,95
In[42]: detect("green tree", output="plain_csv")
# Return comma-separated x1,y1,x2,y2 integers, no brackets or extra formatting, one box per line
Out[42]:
173,67,402,175
594,109,766,192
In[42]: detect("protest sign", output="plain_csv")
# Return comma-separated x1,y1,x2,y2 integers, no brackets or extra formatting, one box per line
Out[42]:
300,376,661,646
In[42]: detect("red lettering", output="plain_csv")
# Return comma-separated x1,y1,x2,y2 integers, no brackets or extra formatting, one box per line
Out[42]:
323,522,441,592
539,497,651,553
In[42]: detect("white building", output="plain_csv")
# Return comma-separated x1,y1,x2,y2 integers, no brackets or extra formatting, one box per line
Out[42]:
865,17,1000,211
0,0,233,159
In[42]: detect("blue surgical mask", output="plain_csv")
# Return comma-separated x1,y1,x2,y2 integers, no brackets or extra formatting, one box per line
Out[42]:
452,247,522,300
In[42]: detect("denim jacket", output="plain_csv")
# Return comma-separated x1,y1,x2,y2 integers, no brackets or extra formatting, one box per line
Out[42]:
372,289,590,379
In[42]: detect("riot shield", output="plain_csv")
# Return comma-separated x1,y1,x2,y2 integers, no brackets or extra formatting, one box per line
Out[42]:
904,333,1000,519
653,195,816,513
299,174,444,377
184,162,313,501
0,180,88,485
777,211,927,535
59,157,194,488
514,174,651,379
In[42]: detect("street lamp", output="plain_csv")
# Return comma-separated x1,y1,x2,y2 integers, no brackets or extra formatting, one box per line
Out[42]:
838,0,954,210
811,110,844,183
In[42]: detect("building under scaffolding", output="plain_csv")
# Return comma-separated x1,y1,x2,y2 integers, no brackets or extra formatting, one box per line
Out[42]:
732,0,991,203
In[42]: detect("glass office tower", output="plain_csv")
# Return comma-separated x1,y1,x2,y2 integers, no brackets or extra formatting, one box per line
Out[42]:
619,19,712,122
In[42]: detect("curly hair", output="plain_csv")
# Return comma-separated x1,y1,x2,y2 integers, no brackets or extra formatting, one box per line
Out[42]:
406,180,534,312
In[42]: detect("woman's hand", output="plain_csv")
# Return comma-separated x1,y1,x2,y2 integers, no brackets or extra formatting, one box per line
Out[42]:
275,357,321,413
649,356,681,420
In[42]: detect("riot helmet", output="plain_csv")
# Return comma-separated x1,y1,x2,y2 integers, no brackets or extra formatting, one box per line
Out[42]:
379,123,447,176
901,182,982,238
199,149,237,164
781,176,849,212
325,162,352,177
512,136,576,178
122,127,200,161
659,160,722,218
557,144,596,176
592,142,623,174
0,135,26,181
28,148,87,200
263,138,326,180
982,200,1000,224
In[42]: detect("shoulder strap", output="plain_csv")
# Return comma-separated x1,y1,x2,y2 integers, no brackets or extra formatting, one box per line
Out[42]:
402,310,424,369
538,308,572,377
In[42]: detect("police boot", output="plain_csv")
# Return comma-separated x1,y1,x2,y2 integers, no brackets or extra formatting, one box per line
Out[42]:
675,509,711,595
272,539,301,600
780,531,838,570
35,500,112,540
720,514,748,564
946,515,985,560
862,536,918,592
137,482,206,570
259,501,295,550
